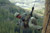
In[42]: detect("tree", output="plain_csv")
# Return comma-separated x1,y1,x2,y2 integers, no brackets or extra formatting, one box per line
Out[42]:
42,0,50,33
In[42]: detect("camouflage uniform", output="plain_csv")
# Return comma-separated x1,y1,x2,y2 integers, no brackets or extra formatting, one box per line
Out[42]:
29,17,42,33
29,17,42,29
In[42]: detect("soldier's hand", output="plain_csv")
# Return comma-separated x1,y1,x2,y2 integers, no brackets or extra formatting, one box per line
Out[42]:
32,6,34,11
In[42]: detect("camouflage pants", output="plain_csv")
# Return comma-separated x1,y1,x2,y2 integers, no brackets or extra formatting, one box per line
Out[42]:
22,28,32,33
14,27,32,33
14,27,40,33
14,27,20,33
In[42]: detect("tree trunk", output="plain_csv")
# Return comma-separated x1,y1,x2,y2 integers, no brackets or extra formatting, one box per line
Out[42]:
42,0,50,33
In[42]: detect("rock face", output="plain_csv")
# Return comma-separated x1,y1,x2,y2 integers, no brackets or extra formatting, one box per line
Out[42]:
42,0,50,33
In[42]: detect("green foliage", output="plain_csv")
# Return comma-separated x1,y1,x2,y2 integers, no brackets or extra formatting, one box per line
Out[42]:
0,0,26,33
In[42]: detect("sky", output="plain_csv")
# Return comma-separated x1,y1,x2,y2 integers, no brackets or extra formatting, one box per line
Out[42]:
9,0,45,10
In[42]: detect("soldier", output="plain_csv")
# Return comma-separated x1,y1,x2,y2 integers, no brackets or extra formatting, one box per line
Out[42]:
14,12,21,33
14,12,29,33
20,6,35,33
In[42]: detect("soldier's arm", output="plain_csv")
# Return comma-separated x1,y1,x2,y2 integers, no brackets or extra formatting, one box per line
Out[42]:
30,6,34,17
26,7,34,21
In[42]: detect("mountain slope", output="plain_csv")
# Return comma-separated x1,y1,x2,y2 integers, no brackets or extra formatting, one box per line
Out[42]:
0,0,26,21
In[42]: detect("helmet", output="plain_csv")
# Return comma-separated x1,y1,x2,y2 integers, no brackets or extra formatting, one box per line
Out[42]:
14,12,19,17
31,17,36,20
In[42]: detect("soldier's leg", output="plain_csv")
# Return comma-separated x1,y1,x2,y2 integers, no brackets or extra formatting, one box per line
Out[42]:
23,29,26,33
14,27,20,33
34,29,38,33
27,28,32,33
23,28,32,33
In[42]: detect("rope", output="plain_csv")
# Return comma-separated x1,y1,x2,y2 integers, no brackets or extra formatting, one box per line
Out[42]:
45,15,50,33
